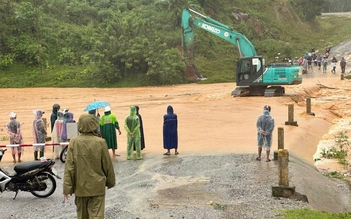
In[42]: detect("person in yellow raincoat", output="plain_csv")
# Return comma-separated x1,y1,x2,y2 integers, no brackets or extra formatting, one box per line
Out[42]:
124,106,142,160
63,114,116,219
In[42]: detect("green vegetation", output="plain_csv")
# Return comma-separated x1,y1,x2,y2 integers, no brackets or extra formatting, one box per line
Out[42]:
0,0,351,87
0,136,9,141
322,0,351,12
280,208,351,218
320,131,350,165
324,171,351,185
213,203,228,211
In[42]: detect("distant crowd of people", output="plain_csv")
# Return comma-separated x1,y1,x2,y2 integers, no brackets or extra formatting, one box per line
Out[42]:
294,46,347,75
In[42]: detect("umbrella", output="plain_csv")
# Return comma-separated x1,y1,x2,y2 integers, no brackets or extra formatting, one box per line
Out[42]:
84,100,110,111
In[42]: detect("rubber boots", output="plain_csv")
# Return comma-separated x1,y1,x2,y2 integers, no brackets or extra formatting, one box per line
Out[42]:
39,151,44,158
34,151,38,160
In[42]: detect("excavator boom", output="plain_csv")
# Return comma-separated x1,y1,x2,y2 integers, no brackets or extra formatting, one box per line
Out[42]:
182,8,257,58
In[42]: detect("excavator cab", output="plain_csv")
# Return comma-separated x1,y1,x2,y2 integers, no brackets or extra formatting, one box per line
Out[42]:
236,57,264,85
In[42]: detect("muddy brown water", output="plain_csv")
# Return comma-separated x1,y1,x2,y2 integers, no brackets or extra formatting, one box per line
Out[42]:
0,74,345,164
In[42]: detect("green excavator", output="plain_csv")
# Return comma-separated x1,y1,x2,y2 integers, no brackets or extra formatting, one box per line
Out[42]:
181,8,302,97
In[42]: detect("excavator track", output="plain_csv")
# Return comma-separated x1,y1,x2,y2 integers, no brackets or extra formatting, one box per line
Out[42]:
232,86,285,97
264,86,285,97
231,87,250,97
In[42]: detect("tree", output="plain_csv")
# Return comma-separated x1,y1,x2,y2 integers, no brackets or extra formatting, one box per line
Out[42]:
291,0,324,21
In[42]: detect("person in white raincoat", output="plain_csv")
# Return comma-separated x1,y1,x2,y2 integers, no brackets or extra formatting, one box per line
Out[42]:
256,105,275,162
52,111,64,159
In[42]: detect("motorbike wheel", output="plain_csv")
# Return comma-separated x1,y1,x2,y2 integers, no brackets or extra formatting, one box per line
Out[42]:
30,173,56,198
60,146,68,163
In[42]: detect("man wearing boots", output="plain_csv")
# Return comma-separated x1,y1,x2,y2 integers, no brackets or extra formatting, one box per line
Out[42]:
32,110,47,160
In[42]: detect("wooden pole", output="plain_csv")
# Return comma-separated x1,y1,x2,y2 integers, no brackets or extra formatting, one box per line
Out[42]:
274,127,285,160
272,149,296,198
306,97,311,114
278,149,289,186
285,104,298,126
288,104,294,122
278,127,284,150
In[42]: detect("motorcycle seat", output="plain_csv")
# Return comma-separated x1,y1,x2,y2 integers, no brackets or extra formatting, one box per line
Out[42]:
14,161,49,174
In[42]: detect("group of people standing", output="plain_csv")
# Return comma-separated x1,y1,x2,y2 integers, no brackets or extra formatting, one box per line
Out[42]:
88,105,147,160
330,56,347,74
299,53,347,74
6,107,67,163
50,104,76,160
62,104,178,219
96,104,178,159
298,46,348,74
5,102,179,164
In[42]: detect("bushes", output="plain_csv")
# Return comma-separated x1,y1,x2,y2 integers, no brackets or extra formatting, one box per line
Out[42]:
320,131,350,166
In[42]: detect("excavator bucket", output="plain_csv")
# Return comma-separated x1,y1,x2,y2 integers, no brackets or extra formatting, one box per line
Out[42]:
184,64,207,81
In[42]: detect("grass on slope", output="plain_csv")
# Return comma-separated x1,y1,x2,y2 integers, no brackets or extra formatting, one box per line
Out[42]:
280,208,351,219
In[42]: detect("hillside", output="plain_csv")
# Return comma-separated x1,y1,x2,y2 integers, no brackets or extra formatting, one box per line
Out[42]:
0,0,351,87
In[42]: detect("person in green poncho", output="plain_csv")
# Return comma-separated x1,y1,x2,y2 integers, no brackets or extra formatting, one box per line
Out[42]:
124,106,142,160
100,106,122,157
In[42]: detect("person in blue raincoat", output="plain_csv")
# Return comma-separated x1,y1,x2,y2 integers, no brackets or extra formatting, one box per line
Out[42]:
163,105,178,155
256,105,274,162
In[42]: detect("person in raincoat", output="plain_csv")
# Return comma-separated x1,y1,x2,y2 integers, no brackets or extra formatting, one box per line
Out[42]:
133,106,145,151
52,111,64,159
256,105,274,162
163,105,178,155
63,114,116,219
32,109,47,160
322,56,328,73
340,57,346,74
301,58,308,75
7,112,23,163
89,109,101,137
61,112,76,142
331,56,338,74
100,106,121,157
50,103,60,132
124,106,142,160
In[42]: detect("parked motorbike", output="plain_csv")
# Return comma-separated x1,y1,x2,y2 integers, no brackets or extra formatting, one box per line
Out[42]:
0,149,61,199
60,145,68,163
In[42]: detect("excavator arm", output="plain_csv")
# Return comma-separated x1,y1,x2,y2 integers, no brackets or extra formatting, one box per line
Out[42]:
181,8,257,80
182,8,257,57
